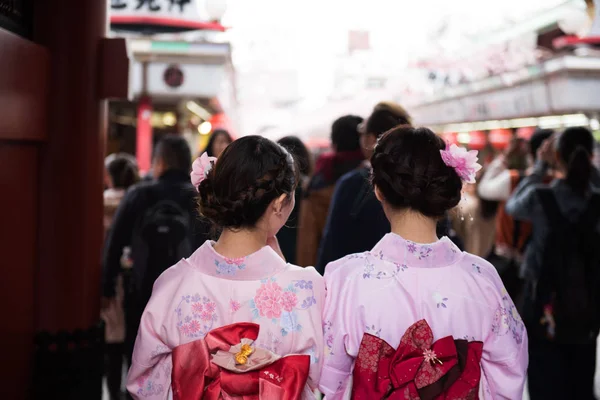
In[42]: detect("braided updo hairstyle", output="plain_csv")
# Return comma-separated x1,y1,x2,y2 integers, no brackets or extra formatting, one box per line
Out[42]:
371,126,462,218
197,135,297,229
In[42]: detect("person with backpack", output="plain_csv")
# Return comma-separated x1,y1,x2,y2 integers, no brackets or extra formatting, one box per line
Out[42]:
126,136,325,399
102,135,212,369
506,126,600,399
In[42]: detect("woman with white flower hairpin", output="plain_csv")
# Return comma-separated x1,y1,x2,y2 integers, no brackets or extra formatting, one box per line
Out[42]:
320,126,528,399
127,136,325,399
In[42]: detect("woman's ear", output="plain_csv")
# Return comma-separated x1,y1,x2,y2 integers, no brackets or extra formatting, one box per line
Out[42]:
272,193,288,215
374,185,384,203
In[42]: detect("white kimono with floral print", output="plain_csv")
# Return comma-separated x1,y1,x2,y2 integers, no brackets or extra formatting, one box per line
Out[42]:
127,241,325,399
320,233,528,400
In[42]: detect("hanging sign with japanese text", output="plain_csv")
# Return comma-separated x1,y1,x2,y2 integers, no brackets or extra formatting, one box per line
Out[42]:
110,0,225,32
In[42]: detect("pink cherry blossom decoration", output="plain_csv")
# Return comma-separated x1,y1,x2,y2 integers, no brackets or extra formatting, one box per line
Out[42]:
440,144,482,184
191,152,217,190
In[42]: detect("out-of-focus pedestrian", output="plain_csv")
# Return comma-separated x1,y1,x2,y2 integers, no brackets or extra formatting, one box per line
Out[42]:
277,136,312,264
451,178,497,258
320,126,527,399
104,153,139,233
296,115,364,266
102,134,211,369
316,102,463,274
478,130,552,301
315,103,410,273
203,129,233,158
126,136,325,399
506,127,600,400
102,153,139,400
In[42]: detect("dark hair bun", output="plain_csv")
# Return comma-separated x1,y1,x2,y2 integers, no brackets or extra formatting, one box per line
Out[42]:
197,136,296,229
371,126,462,218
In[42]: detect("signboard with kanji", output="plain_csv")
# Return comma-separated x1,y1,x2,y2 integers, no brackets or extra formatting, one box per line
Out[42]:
110,0,224,32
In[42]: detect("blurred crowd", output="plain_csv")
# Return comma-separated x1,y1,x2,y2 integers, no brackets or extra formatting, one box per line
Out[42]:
101,100,600,399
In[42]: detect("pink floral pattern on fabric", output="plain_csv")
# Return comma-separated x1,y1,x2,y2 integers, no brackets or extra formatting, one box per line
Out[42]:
250,277,316,336
229,299,241,313
281,291,298,312
254,281,285,319
175,294,218,339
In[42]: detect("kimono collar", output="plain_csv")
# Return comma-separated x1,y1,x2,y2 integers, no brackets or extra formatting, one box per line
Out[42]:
187,241,288,281
372,233,463,269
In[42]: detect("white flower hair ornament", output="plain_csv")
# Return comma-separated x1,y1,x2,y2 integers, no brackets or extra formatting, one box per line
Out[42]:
191,152,217,191
440,144,482,184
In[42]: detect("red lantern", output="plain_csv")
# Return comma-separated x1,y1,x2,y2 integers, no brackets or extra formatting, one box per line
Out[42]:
469,131,487,150
441,132,458,146
489,129,513,150
517,126,536,140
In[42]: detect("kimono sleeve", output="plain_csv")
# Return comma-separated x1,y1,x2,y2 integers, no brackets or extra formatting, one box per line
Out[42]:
320,261,362,399
127,266,183,399
480,274,529,399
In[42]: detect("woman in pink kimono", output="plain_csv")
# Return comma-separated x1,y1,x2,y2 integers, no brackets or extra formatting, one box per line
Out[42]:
127,136,325,399
320,126,528,399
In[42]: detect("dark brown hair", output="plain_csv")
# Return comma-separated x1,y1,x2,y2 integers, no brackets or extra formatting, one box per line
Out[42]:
278,135,312,177
197,135,297,229
105,153,139,189
371,126,462,218
365,102,412,137
204,129,233,157
557,126,594,196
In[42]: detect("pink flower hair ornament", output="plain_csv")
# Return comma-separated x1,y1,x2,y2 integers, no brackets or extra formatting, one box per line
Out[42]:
440,144,482,184
191,152,217,190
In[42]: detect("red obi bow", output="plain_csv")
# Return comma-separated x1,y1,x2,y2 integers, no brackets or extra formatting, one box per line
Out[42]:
171,322,310,400
351,320,483,400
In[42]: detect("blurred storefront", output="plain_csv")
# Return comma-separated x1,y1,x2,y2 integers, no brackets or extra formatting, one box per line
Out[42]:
109,0,236,173
409,0,600,149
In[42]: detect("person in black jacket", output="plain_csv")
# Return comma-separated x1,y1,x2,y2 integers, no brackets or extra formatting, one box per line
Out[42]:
316,103,462,274
101,135,211,367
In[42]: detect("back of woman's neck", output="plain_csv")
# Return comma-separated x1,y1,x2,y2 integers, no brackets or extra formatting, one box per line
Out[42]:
389,211,439,244
213,228,268,259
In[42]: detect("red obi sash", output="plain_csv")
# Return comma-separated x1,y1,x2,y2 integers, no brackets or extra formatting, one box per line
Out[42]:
171,322,310,400
352,320,483,400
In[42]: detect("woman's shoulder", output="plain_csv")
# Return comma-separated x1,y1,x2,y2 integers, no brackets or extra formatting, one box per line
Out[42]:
456,252,508,302
323,251,377,282
279,264,325,289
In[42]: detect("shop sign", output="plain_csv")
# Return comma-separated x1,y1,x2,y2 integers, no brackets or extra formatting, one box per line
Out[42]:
110,0,220,31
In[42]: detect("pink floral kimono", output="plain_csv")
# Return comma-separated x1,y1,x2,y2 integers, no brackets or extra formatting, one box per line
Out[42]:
320,233,528,399
127,241,325,399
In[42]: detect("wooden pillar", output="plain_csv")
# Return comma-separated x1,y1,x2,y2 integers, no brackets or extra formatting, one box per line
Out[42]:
34,1,107,333
0,28,49,399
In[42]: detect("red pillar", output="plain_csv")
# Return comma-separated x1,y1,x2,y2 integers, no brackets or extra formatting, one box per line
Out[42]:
34,0,107,333
137,95,153,173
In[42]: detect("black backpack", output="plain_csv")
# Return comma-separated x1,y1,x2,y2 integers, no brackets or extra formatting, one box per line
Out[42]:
533,188,600,344
132,190,193,304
